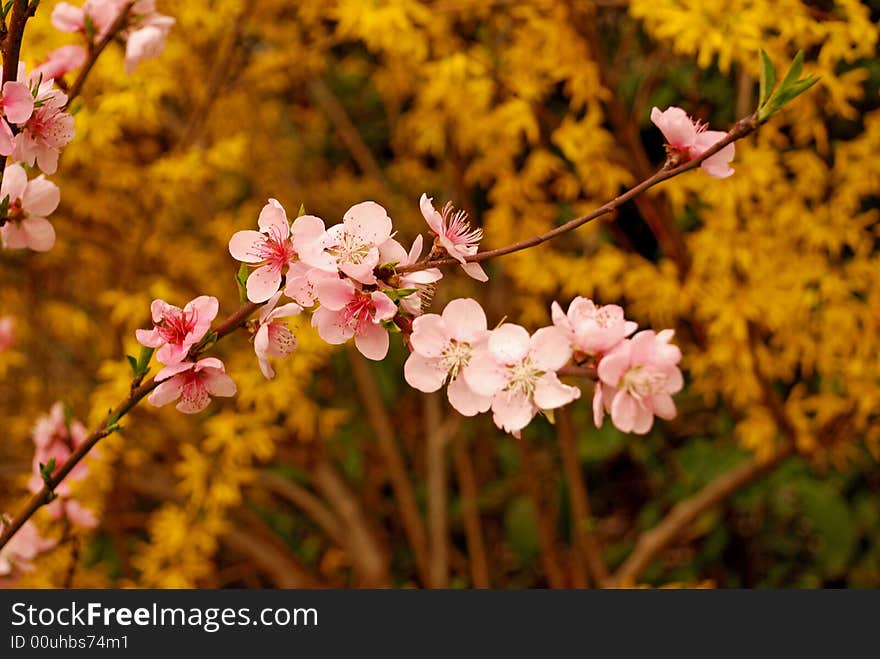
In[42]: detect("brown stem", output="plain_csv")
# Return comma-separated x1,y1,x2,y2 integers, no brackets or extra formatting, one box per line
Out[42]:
397,113,757,273
259,471,343,542
451,434,490,588
515,438,566,588
557,407,609,587
610,443,795,586
64,1,135,109
0,300,261,552
346,347,430,585
425,394,458,588
312,458,391,587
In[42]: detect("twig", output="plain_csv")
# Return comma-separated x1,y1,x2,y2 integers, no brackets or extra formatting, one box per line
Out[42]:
451,434,490,588
557,406,609,587
64,1,135,109
346,347,430,585
0,300,261,552
260,471,343,542
610,443,796,586
397,113,758,273
425,394,459,588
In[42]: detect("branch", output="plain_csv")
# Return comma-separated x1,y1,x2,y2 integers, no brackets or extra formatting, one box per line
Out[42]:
451,433,490,588
397,112,758,273
0,300,261,552
64,1,135,109
609,443,795,586
0,0,32,206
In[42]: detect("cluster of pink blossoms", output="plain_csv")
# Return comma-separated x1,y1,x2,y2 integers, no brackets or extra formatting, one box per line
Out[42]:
27,402,98,528
0,1,174,254
51,0,174,74
0,520,55,584
651,106,735,178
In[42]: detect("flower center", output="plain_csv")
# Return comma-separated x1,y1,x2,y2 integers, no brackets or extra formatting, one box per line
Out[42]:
620,366,667,399
440,202,483,246
440,340,472,379
255,226,296,270
328,230,372,265
157,308,197,344
505,357,542,397
341,293,375,331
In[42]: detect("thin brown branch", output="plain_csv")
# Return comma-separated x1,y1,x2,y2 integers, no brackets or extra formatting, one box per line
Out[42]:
346,347,430,585
64,1,135,109
610,443,795,586
451,434,490,588
397,113,758,274
259,471,343,542
516,438,566,588
0,300,261,552
312,459,391,587
557,406,609,587
425,394,459,588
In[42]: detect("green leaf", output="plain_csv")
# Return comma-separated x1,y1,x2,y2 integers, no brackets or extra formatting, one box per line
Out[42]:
779,50,805,91
84,13,96,41
758,49,776,107
1,1,12,19
39,457,57,484
126,354,138,374
384,287,418,302
0,195,9,219
236,263,250,304
135,345,154,375
297,203,306,218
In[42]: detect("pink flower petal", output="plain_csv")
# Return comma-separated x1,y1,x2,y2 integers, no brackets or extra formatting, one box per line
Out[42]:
491,389,536,434
419,193,443,234
441,298,487,343
22,176,60,217
176,379,211,414
355,321,389,360
311,307,352,344
529,326,572,372
462,344,508,397
1,81,34,124
404,351,446,393
21,217,56,252
533,372,581,410
203,370,237,397
410,313,447,358
257,198,290,238
460,261,488,282
1,162,27,201
651,393,676,420
651,106,697,149
344,201,392,245
592,383,604,428
446,374,491,416
610,390,637,433
488,323,530,364
370,291,397,321
154,361,194,381
228,230,266,264
148,377,184,407
315,277,354,311
246,263,283,303
597,343,632,386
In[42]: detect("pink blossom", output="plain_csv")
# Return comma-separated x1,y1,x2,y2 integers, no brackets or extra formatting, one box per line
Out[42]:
378,234,442,316
135,295,219,365
593,329,683,434
465,324,580,437
31,45,88,82
311,277,397,360
148,357,237,414
551,297,637,358
0,316,13,352
254,291,301,379
13,84,75,175
0,520,55,577
0,80,33,156
0,163,59,252
229,199,332,303
404,298,492,416
27,402,96,528
323,201,394,284
284,261,338,307
419,194,487,282
650,106,735,179
124,14,175,74
51,0,126,38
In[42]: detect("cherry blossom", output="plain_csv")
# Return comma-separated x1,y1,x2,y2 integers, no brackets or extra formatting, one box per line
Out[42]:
283,261,338,307
311,277,397,360
229,199,331,303
378,234,442,316
31,45,88,82
51,0,126,38
0,80,34,155
254,291,301,379
125,14,175,73
419,194,488,282
551,297,638,358
650,106,735,179
404,298,492,416
148,357,237,414
13,82,75,175
0,163,60,252
593,329,683,434
0,316,13,352
466,324,580,437
135,295,219,365
0,520,55,578
323,201,393,285
27,402,97,528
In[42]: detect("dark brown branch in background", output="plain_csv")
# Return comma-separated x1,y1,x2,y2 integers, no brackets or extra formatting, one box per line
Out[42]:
557,407,609,587
452,434,490,588
425,394,459,588
346,348,430,585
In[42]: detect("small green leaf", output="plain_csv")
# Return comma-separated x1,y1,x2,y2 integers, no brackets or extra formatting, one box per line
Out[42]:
0,195,9,219
297,203,306,218
135,345,154,375
39,458,57,484
84,13,96,41
758,49,776,107
126,354,138,374
236,263,250,304
541,408,556,425
384,287,418,302
382,319,402,333
779,50,805,91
